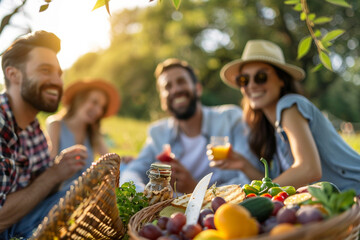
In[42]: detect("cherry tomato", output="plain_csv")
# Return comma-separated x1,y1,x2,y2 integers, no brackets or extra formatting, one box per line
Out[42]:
277,191,289,199
246,193,258,198
272,195,285,202
260,193,272,199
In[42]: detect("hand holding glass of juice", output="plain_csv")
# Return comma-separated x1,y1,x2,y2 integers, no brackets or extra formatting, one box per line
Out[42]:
208,136,231,161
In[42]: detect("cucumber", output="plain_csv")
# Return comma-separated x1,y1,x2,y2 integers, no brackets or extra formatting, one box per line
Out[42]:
239,197,274,222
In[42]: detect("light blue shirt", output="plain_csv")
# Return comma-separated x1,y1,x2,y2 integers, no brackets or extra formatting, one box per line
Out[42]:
59,121,94,190
273,94,360,194
120,105,260,191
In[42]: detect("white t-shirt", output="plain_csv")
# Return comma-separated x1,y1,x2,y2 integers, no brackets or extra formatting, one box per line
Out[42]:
179,132,216,182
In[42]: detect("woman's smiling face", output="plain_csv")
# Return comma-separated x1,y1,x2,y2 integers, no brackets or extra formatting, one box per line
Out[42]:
239,62,284,113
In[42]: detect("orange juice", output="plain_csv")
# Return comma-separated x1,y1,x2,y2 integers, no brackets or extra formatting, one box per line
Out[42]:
211,143,230,160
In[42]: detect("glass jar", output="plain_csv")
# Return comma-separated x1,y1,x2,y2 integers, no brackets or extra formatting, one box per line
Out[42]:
144,163,173,205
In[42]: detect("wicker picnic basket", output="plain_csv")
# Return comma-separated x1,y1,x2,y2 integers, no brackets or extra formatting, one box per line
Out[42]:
128,197,360,240
31,153,125,240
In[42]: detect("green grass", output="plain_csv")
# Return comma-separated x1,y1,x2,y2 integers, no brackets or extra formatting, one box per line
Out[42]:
340,134,360,154
38,113,360,158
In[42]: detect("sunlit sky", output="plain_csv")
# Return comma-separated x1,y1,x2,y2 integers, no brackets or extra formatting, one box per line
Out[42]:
0,0,157,84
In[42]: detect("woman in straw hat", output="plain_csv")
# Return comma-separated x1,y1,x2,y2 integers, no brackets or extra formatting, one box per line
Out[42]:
210,39,360,193
46,79,121,190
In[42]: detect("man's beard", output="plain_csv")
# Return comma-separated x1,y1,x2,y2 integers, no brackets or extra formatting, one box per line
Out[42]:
21,71,62,113
168,90,198,120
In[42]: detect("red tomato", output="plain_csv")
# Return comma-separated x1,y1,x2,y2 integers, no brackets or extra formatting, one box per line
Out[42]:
277,191,289,199
272,195,285,202
246,193,258,198
260,193,272,199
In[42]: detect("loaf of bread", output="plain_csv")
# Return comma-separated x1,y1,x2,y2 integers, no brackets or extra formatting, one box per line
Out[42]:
171,184,245,209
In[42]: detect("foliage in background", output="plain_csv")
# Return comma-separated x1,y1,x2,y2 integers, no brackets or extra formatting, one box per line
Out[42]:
2,0,360,122
39,0,182,14
285,0,351,71
64,0,360,123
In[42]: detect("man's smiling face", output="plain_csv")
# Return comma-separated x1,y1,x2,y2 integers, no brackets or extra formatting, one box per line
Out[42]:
157,66,199,120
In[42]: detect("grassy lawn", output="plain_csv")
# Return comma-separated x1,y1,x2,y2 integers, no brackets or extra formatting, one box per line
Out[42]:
38,113,360,158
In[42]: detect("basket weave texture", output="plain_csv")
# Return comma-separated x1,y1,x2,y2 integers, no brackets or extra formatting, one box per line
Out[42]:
128,198,360,240
31,153,124,240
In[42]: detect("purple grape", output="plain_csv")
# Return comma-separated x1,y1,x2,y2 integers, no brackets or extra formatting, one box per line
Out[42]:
139,223,163,240
157,217,170,230
272,201,285,216
197,209,213,227
262,216,278,233
203,214,216,230
211,197,226,213
276,207,297,224
182,224,202,239
167,213,187,234
296,206,324,224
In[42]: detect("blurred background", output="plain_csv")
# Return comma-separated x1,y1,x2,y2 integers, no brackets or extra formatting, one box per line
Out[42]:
1,0,360,155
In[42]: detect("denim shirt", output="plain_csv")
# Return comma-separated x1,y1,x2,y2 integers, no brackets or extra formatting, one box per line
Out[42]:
120,104,260,191
273,94,360,194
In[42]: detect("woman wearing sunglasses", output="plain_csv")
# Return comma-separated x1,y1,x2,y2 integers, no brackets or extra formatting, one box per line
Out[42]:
210,39,360,193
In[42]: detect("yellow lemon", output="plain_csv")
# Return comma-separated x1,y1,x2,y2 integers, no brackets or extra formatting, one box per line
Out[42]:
214,203,258,239
284,193,312,206
193,229,224,240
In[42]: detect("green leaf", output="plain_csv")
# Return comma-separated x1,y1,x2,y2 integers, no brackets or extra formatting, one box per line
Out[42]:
308,13,316,21
337,190,356,211
319,51,332,70
308,186,329,203
325,0,352,8
172,0,181,10
320,182,333,196
313,17,332,25
321,29,345,43
311,63,324,72
293,3,302,11
284,0,300,5
300,12,306,21
297,36,312,59
314,30,322,38
39,4,49,12
92,0,111,11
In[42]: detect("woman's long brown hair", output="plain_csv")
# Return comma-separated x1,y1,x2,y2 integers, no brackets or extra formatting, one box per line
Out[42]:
242,64,303,161
63,89,109,150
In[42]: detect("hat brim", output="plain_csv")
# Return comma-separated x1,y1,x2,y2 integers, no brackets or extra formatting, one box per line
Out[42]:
220,57,305,89
62,79,121,118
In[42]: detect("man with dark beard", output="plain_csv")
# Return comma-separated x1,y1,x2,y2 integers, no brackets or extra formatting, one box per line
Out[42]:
120,58,259,194
0,31,88,239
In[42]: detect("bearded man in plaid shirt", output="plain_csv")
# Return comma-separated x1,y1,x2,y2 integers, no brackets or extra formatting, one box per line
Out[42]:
0,31,88,239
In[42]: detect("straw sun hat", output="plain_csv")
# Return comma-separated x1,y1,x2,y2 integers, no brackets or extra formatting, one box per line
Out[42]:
62,79,121,117
220,39,306,89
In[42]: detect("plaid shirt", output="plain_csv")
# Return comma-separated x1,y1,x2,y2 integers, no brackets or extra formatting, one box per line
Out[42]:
0,93,52,208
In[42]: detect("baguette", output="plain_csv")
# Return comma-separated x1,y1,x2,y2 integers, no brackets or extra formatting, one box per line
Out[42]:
171,184,245,209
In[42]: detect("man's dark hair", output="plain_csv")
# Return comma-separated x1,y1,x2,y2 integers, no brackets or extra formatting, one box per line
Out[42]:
154,58,198,84
1,30,61,87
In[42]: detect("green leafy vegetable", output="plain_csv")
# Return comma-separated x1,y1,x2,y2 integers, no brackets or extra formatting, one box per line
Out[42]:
308,182,356,217
116,181,149,233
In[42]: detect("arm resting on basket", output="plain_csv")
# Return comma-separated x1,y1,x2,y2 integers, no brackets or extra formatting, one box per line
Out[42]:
0,145,87,231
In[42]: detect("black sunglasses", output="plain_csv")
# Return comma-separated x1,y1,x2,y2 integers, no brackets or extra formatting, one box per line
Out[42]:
235,71,268,87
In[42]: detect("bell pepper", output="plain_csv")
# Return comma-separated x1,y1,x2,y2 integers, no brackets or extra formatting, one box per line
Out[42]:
259,158,279,194
250,180,262,191
242,184,259,195
281,186,296,196
268,187,283,196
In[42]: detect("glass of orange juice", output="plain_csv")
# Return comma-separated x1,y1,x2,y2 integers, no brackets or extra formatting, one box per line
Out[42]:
209,136,230,160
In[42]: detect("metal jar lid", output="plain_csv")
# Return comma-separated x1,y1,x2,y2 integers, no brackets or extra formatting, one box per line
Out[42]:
147,163,172,178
